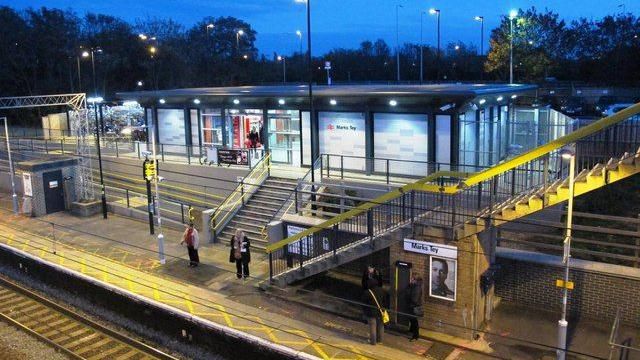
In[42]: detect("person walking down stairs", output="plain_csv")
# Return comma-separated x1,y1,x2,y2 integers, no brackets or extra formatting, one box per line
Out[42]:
229,229,251,279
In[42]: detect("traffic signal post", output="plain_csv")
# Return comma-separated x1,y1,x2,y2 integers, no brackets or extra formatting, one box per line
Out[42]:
143,158,156,235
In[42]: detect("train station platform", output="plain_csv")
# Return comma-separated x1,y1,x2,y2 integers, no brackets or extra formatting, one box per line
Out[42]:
0,203,467,360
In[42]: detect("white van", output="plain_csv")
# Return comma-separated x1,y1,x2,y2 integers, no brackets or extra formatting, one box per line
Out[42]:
602,103,635,117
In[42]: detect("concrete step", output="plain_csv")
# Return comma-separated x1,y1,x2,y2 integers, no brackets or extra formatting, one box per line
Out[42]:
245,198,282,209
252,193,289,202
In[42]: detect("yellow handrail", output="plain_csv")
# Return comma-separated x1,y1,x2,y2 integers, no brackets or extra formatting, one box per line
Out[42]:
210,153,271,232
266,102,640,253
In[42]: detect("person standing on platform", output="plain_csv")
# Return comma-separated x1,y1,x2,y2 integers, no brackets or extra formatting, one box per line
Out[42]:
361,278,386,345
229,229,251,279
406,275,423,341
362,265,383,290
180,223,200,267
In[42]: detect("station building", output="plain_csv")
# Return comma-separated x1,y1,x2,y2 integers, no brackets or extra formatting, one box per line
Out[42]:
118,84,540,173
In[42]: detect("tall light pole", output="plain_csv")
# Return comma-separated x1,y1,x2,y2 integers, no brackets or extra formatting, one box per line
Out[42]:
88,97,107,219
1,117,18,214
429,9,441,80
277,55,287,83
76,55,82,91
150,127,165,264
236,29,244,52
474,16,484,56
296,30,303,55
206,23,214,36
557,145,576,360
396,4,403,82
420,11,426,83
509,9,518,84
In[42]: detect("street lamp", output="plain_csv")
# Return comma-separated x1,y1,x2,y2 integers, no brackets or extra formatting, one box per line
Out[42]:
0,117,18,214
509,9,518,84
236,29,244,51
295,30,303,54
206,23,214,35
557,144,576,360
150,127,165,264
474,16,484,56
277,55,287,83
395,4,403,82
420,11,426,83
429,8,441,80
88,96,108,219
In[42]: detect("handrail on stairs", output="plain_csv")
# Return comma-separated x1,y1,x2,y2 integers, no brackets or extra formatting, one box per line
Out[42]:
265,102,640,255
209,152,271,241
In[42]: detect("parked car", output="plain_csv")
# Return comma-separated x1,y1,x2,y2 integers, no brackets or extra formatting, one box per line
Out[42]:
601,103,634,117
560,97,585,115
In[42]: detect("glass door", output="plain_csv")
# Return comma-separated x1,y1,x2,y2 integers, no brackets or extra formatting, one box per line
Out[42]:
268,110,301,165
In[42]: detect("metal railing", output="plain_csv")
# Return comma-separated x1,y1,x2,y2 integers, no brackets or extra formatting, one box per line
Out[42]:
266,102,640,281
105,184,196,224
210,153,272,242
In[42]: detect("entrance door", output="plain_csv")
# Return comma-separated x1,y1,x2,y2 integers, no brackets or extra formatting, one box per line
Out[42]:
43,170,65,214
394,261,412,325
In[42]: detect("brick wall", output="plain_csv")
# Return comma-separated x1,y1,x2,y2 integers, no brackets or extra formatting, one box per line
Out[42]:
496,257,640,326
388,225,492,339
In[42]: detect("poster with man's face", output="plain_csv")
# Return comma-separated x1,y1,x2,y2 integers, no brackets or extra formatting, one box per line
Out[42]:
429,256,457,301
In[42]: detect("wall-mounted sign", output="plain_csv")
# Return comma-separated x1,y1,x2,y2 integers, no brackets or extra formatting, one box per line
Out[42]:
403,238,457,259
287,225,314,256
22,173,32,196
218,149,249,166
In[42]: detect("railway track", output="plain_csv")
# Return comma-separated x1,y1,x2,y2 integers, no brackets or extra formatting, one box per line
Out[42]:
0,275,179,360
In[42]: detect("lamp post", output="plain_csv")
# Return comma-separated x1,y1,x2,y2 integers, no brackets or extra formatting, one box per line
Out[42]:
296,30,303,55
474,16,484,56
236,29,244,52
0,117,18,214
557,145,576,360
206,23,214,35
82,48,102,97
396,4,403,82
150,128,165,264
509,9,518,84
429,9,441,80
88,97,108,219
277,56,287,83
420,11,426,83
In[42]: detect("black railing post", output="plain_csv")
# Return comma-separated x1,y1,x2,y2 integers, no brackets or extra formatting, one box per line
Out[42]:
269,252,273,283
161,144,165,162
340,155,344,179
125,189,130,208
181,203,185,223
401,193,406,221
187,146,191,164
542,155,549,208
212,218,217,243
332,224,338,258
294,187,299,213
386,159,390,184
240,179,245,205
60,138,64,153
299,240,304,269
451,194,457,228
510,168,516,196
410,191,415,226
367,209,374,248
477,182,483,210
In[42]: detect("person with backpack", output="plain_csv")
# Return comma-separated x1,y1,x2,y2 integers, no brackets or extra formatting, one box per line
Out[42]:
180,223,200,267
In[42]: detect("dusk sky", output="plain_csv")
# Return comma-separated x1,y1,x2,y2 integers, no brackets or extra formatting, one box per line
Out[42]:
5,1,638,56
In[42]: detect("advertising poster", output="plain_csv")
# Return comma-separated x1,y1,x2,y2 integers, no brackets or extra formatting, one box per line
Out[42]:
22,173,32,196
429,256,457,301
233,116,241,148
218,149,248,166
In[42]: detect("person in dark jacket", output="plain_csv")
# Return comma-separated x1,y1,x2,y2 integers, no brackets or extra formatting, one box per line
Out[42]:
361,265,383,290
406,275,423,341
229,229,251,279
361,278,386,345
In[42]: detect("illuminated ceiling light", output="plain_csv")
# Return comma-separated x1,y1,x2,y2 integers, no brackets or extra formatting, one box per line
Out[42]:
511,94,518,99
159,98,166,104
233,99,240,105
496,96,504,102
87,97,103,103
243,54,248,59
278,99,286,105
329,99,337,106
149,46,157,54
193,99,201,104
138,33,147,40
478,99,486,105
389,99,398,107
81,51,90,58
136,81,143,87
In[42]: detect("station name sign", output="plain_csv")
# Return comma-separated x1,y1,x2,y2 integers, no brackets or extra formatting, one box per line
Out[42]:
403,238,457,259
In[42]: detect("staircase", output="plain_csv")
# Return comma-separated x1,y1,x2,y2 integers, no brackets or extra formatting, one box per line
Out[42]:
218,177,297,251
266,103,640,286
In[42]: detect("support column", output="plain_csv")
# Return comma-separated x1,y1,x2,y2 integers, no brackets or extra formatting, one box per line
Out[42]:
365,108,374,175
